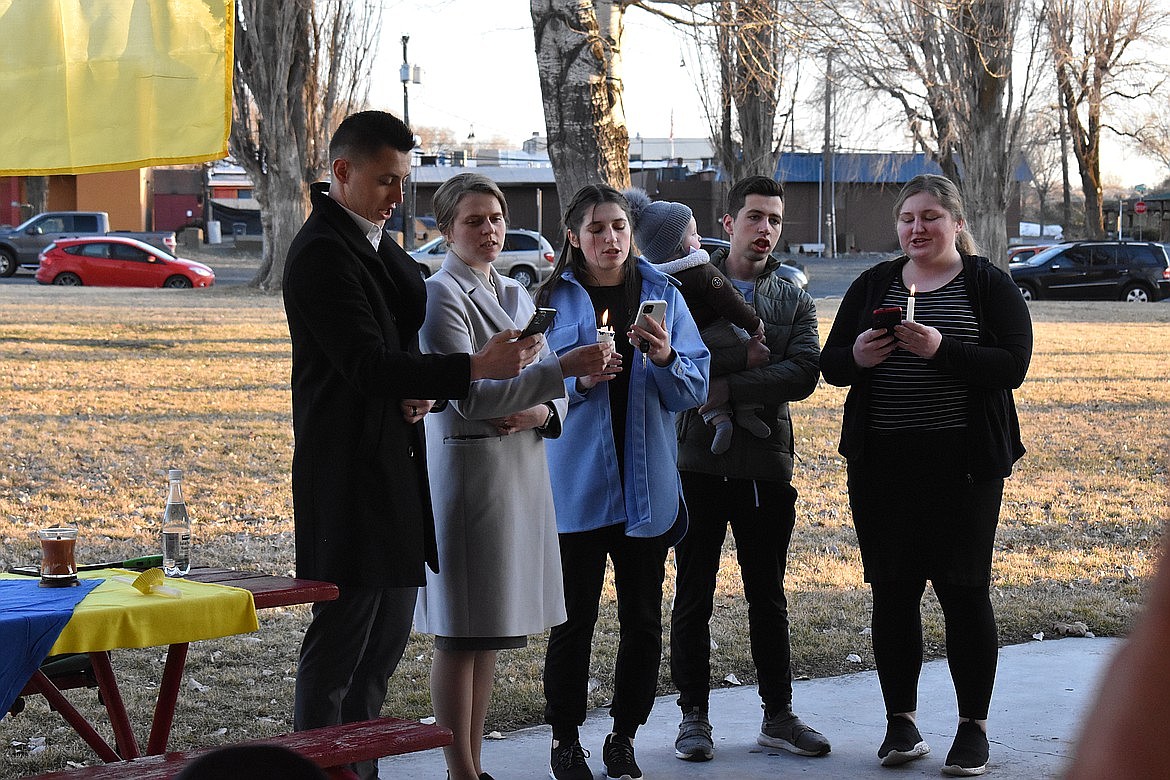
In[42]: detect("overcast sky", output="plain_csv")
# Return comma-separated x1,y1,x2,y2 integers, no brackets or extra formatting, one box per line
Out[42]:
371,0,1163,188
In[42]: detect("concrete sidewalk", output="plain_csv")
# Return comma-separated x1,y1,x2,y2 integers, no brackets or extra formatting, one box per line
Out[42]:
379,637,1119,779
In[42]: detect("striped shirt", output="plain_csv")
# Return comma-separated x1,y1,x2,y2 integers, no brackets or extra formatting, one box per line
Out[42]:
868,274,978,432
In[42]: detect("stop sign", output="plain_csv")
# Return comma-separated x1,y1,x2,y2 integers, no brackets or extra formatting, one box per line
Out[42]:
1135,200,1148,214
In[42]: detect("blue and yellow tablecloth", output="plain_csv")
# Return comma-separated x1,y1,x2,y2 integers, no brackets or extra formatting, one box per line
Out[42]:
0,569,258,719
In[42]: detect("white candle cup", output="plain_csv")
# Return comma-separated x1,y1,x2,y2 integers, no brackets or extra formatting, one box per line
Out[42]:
596,328,615,362
905,296,916,323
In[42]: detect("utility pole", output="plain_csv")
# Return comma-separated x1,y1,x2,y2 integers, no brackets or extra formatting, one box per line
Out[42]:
1058,102,1072,233
822,50,835,258
400,35,417,250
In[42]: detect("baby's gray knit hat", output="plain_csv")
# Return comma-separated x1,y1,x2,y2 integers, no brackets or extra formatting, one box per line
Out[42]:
623,187,693,264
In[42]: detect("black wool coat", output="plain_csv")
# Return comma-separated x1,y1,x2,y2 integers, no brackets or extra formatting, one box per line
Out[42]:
282,184,470,587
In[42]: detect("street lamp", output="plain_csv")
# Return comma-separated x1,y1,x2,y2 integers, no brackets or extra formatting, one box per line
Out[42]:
400,35,421,250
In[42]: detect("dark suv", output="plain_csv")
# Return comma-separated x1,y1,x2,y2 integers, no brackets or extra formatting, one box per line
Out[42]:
1009,241,1170,302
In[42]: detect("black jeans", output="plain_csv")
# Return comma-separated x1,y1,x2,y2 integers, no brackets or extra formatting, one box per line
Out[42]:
671,472,797,714
544,524,669,734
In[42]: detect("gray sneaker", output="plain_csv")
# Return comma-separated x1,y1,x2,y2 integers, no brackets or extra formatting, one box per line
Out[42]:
757,710,831,756
674,708,714,761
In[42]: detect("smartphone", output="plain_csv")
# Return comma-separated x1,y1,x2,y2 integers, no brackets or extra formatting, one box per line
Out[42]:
634,300,668,353
518,307,556,338
872,306,902,335
636,300,668,330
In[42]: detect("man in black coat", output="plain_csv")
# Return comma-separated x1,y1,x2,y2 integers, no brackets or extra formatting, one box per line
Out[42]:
283,111,538,779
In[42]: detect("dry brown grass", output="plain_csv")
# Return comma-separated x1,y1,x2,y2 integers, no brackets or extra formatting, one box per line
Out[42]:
0,287,1166,777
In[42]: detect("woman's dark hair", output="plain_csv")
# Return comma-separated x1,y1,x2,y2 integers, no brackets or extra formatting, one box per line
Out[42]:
432,173,508,235
535,184,641,317
894,174,981,256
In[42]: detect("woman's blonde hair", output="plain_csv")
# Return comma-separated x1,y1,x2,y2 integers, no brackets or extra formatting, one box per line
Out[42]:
893,174,981,256
432,173,508,235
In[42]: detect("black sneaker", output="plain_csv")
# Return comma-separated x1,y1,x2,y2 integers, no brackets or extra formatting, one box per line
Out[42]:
942,721,989,776
674,708,714,761
602,733,643,780
549,739,592,780
878,714,931,766
757,709,831,756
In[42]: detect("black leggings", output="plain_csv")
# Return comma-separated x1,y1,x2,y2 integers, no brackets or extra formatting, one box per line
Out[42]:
870,579,998,720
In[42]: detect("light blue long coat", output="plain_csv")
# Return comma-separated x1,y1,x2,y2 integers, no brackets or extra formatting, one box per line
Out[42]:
414,252,568,637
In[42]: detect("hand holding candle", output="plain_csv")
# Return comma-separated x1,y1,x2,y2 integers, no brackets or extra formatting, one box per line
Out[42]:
905,284,917,322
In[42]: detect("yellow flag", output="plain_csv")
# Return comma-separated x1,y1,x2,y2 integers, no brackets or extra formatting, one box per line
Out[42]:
0,0,234,175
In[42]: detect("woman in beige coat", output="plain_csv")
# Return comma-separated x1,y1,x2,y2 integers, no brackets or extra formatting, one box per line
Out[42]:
415,173,615,780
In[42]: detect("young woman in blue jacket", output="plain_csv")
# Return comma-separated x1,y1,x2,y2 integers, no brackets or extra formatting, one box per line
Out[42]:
533,184,709,780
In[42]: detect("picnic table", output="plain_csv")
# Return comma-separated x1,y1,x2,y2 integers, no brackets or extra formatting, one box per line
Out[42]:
6,566,450,778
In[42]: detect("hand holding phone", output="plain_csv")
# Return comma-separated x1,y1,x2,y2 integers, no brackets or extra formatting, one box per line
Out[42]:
872,306,902,335
518,307,556,338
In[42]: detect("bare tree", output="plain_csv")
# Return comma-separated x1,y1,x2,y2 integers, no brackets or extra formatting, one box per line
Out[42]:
414,126,458,153
1042,0,1162,237
231,0,380,290
1021,110,1064,230
825,0,1043,269
1128,111,1170,185
531,0,632,208
639,1,811,182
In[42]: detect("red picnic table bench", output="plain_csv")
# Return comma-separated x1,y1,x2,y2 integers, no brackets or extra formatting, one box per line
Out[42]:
25,716,453,779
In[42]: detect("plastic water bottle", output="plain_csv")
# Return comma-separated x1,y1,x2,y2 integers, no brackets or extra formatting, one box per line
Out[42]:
161,468,191,577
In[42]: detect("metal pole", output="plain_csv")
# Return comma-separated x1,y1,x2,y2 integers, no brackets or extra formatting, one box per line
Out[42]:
822,50,834,258
400,35,415,250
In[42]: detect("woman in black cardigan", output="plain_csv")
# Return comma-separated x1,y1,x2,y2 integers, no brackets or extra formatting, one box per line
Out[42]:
821,174,1032,777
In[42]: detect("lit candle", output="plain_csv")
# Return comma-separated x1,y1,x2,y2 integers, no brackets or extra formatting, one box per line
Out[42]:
596,308,615,349
905,284,916,322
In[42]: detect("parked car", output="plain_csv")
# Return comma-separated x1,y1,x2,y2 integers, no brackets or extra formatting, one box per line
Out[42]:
0,211,176,277
698,237,809,290
1009,241,1170,302
35,236,215,288
409,228,555,288
1006,245,1050,265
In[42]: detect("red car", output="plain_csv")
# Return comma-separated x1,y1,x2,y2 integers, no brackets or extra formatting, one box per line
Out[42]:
35,236,215,288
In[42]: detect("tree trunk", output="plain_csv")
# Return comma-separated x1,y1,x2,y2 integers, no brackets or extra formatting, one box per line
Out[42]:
959,0,1013,271
696,0,791,183
531,0,631,212
230,0,378,290
964,120,1010,271
732,0,781,180
25,177,48,214
248,143,311,287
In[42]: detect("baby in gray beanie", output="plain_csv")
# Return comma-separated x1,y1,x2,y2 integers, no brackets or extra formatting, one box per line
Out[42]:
624,187,770,455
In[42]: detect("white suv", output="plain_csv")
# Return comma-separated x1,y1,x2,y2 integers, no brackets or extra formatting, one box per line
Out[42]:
409,228,556,288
